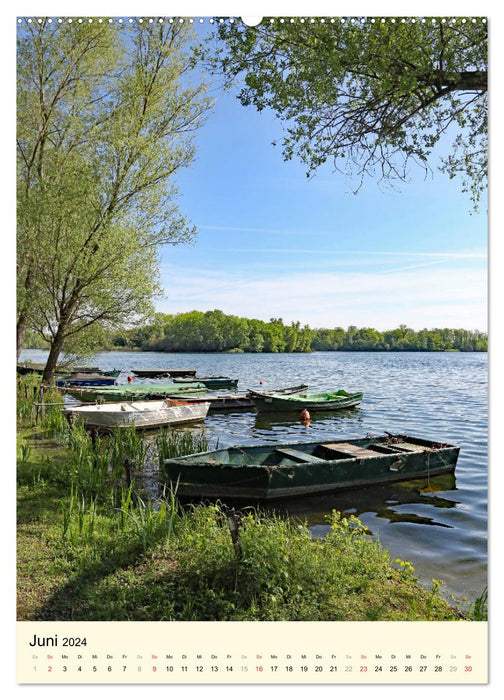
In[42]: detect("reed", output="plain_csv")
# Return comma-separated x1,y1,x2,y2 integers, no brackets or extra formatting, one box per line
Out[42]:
470,587,488,621
18,440,32,464
118,483,135,530
108,426,150,473
16,375,41,420
63,423,110,499
155,428,210,466
122,491,179,552
61,484,78,540
16,375,65,432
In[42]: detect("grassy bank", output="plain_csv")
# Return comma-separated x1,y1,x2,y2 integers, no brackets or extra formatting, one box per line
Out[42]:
16,377,486,622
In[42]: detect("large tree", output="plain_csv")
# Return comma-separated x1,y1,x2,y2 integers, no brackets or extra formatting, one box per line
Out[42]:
17,18,212,382
215,17,487,204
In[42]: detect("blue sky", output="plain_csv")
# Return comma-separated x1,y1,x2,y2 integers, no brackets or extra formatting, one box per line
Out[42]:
155,20,488,332
8,7,488,335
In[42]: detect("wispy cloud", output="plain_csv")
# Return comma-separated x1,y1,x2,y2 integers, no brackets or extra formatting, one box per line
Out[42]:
158,261,487,331
199,224,298,235
208,247,487,260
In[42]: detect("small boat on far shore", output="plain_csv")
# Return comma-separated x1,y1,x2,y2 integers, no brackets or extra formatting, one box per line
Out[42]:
65,398,210,430
163,434,460,500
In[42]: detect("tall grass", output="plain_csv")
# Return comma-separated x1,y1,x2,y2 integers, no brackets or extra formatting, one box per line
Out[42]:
17,374,65,432
62,421,117,500
155,428,210,465
108,426,150,474
470,587,488,620
19,417,212,561
59,481,180,562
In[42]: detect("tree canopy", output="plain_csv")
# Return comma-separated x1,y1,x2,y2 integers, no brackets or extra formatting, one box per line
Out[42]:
97,310,487,353
17,19,212,381
215,17,487,205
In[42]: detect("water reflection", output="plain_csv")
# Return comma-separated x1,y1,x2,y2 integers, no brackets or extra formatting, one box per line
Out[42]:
252,406,363,431
175,474,459,534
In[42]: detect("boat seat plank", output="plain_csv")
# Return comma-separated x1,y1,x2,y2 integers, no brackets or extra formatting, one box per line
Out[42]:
389,442,423,452
321,442,382,458
275,448,325,463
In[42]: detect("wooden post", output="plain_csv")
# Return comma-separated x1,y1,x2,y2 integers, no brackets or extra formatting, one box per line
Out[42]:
39,385,45,424
223,506,243,560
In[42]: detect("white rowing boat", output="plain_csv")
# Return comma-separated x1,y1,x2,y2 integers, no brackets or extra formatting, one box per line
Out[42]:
66,399,210,429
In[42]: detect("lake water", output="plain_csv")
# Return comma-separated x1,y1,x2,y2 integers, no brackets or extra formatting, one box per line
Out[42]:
20,349,488,605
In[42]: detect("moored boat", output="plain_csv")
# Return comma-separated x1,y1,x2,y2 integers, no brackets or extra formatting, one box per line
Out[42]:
18,363,120,379
17,362,47,375
163,434,460,500
250,389,363,412
173,376,239,390
65,398,210,430
248,383,308,397
132,369,196,378
164,385,311,412
69,367,121,378
56,373,117,387
168,393,254,411
64,382,207,402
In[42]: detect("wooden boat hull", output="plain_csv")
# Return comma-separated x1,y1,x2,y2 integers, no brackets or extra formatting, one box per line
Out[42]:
250,390,363,412
173,376,239,390
18,363,120,380
66,400,210,429
65,382,207,402
17,362,46,375
56,375,117,387
168,393,254,411
164,434,459,500
76,368,120,378
248,384,308,397
132,369,196,378
69,367,120,377
164,386,312,412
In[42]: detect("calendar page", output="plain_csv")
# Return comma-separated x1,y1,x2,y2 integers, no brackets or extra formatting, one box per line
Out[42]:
14,0,490,690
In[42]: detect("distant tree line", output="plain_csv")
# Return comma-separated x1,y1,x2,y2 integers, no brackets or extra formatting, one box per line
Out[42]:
99,310,487,353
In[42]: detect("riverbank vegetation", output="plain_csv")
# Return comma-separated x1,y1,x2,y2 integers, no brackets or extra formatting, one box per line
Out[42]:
23,310,487,356
25,309,486,355
17,376,486,622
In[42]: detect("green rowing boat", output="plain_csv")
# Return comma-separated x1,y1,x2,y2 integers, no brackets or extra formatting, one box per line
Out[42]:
250,388,363,412
173,376,239,390
65,382,207,402
163,434,460,500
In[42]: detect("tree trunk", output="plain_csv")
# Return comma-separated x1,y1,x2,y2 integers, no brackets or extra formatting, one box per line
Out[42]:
17,267,34,360
42,328,66,385
16,310,30,362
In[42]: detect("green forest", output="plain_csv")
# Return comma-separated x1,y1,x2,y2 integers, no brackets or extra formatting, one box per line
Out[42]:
25,309,487,354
